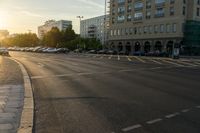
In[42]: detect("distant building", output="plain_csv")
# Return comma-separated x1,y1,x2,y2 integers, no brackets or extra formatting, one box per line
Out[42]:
0,30,9,40
38,20,72,39
108,0,200,55
80,15,109,45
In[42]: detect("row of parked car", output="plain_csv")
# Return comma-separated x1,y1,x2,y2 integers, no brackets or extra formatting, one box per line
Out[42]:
6,46,170,57
8,47,70,53
87,49,170,57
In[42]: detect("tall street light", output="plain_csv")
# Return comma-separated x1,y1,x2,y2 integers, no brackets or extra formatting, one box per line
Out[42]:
77,16,84,51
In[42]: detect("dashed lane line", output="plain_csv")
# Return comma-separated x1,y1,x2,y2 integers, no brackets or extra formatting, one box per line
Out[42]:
161,59,185,67
146,118,163,124
122,124,142,132
181,109,191,113
165,112,180,119
133,56,146,63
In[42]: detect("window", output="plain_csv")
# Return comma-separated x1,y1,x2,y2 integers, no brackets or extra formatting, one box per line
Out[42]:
166,24,171,33
117,15,125,22
170,0,175,4
146,11,151,19
134,12,143,20
154,25,158,33
172,23,177,32
134,2,143,10
197,8,200,16
155,8,165,17
170,7,175,16
183,6,186,15
160,24,164,33
127,15,132,21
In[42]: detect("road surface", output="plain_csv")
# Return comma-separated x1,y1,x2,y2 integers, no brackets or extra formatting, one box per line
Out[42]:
10,52,200,133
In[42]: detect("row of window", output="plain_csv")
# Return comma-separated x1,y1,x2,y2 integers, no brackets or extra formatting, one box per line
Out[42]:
110,23,177,36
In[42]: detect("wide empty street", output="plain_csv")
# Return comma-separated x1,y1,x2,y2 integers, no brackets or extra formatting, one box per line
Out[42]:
10,52,200,133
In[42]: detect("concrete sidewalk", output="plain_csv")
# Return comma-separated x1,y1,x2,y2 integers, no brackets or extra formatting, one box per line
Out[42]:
0,56,25,133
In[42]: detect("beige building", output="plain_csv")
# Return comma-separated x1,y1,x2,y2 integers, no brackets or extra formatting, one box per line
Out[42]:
108,0,200,55
38,20,72,39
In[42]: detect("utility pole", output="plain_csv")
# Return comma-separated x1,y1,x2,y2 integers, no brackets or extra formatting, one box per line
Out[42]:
77,16,84,51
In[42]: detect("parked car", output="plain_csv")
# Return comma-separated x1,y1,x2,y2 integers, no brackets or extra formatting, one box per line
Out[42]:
56,48,69,53
107,50,117,55
97,49,107,54
133,51,145,56
43,48,58,53
88,50,97,54
0,47,9,56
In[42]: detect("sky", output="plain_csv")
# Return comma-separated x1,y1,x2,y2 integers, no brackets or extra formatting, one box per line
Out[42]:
0,0,105,34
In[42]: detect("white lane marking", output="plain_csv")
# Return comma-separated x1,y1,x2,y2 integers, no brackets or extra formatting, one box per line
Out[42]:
149,67,161,70
165,112,180,118
176,61,198,67
122,124,142,132
151,59,162,65
196,105,200,109
194,62,200,65
118,55,120,61
181,109,191,113
108,55,113,59
162,60,184,67
146,118,162,124
133,56,146,63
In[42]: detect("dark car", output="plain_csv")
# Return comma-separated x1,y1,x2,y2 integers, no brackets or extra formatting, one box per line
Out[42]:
133,51,145,56
97,49,107,54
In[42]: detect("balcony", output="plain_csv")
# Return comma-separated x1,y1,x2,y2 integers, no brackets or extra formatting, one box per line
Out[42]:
155,2,165,7
154,13,165,18
134,16,143,21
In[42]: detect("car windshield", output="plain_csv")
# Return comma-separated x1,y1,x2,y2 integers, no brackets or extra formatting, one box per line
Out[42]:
0,1,200,133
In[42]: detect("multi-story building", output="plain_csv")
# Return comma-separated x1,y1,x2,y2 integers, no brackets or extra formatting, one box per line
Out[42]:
80,15,109,45
108,0,200,55
38,20,72,39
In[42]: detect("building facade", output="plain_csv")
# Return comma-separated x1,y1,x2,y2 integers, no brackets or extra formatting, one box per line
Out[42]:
108,0,200,55
38,20,72,39
80,15,109,45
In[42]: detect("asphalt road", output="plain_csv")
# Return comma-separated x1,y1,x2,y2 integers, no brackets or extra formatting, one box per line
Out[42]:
10,52,200,133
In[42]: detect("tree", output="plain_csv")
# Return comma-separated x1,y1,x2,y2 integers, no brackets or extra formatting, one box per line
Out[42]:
2,33,39,47
42,27,62,47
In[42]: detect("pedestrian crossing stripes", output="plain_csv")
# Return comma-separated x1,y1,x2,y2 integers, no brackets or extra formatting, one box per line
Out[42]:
69,53,200,67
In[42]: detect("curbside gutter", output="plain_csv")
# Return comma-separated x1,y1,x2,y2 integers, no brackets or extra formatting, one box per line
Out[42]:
10,58,34,133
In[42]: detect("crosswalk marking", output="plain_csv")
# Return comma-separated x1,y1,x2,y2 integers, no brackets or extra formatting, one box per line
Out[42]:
151,59,162,65
118,55,120,60
127,56,132,62
133,56,146,63
194,62,200,65
176,61,198,67
108,55,113,59
162,59,184,67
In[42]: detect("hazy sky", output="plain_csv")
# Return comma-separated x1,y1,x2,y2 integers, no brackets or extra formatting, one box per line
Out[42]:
0,0,105,34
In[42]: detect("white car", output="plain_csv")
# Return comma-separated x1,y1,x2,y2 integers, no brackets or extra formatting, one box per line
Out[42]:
43,48,58,53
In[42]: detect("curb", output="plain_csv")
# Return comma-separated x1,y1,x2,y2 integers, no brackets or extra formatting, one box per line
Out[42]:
10,58,34,133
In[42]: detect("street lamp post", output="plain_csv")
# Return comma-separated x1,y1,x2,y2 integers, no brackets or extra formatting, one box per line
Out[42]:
77,16,84,51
